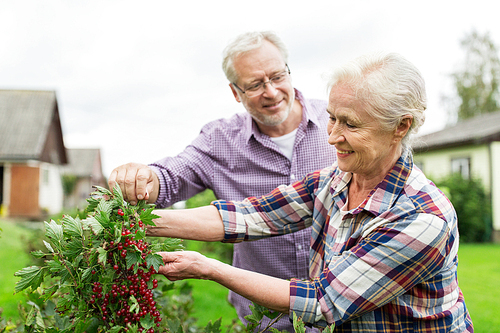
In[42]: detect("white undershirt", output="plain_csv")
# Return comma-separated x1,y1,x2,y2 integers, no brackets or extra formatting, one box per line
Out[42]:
270,128,298,161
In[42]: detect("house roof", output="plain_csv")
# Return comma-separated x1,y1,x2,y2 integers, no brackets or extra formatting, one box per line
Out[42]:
62,148,101,177
0,90,67,164
413,110,500,152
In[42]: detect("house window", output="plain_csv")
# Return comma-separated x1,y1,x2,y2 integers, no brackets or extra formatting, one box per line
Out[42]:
43,169,50,185
451,157,470,179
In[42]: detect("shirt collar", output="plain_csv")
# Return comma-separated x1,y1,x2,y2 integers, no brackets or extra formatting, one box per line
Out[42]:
332,150,413,216
243,88,317,143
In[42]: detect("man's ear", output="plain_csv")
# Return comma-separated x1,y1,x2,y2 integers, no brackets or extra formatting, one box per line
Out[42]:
394,115,413,141
229,83,241,103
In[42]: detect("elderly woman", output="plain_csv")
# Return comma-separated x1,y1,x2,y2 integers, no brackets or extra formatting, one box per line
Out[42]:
150,53,473,332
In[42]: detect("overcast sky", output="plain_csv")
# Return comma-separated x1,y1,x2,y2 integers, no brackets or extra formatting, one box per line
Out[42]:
1,0,499,177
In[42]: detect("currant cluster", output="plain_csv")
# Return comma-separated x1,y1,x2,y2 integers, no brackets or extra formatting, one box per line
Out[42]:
87,207,164,332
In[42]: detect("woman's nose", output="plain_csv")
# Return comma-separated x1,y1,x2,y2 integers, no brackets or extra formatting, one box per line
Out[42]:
327,125,345,145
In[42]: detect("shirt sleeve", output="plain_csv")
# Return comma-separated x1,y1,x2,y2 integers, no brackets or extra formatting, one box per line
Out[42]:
212,170,322,243
149,125,215,208
290,212,451,327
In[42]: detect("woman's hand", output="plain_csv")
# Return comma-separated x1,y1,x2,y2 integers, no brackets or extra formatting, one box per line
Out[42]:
157,251,213,281
157,250,291,313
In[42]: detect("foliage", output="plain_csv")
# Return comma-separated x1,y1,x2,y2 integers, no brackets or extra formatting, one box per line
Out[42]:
184,190,217,209
434,173,492,242
10,186,311,333
14,185,184,332
61,175,78,196
446,29,500,123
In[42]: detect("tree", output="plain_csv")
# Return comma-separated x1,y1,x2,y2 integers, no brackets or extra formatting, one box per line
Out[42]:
447,29,500,123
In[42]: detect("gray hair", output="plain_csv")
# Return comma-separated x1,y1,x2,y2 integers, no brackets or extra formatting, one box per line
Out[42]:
222,31,289,83
327,52,427,149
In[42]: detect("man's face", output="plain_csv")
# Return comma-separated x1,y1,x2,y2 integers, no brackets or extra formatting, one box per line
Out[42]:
230,40,295,127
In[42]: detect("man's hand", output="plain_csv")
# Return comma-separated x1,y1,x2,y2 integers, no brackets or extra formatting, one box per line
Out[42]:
108,162,159,206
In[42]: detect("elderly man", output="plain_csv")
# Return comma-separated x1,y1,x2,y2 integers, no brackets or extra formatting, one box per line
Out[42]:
109,31,336,331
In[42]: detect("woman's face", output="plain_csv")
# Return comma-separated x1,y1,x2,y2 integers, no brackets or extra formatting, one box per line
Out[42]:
326,84,404,180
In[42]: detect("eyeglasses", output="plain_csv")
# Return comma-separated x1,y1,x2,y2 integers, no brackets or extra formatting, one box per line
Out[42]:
233,64,291,97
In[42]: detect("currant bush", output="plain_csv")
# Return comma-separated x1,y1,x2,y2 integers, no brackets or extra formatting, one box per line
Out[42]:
14,185,183,333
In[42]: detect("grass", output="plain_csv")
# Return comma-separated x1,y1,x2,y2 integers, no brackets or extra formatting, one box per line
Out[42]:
457,243,500,332
182,240,239,328
0,219,40,321
1,218,499,332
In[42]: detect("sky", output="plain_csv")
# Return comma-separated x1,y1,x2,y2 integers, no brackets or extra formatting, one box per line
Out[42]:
1,0,499,177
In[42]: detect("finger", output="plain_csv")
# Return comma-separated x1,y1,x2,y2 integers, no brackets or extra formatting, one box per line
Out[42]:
135,167,152,201
108,169,118,191
123,166,140,205
112,166,130,202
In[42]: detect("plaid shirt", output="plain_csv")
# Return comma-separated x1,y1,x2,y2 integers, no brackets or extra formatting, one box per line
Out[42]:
214,152,473,332
149,89,336,331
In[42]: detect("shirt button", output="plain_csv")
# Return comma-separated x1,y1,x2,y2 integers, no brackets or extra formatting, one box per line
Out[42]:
291,174,296,180
297,244,303,250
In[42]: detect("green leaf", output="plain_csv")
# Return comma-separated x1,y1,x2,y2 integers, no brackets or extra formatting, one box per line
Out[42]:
41,284,59,302
112,183,124,205
129,295,139,314
133,227,146,241
126,251,141,269
203,318,222,333
81,267,93,282
82,216,103,235
62,215,83,238
14,266,46,293
65,238,84,259
97,247,108,265
25,305,37,326
139,208,160,226
56,293,74,312
109,326,125,333
95,209,112,228
166,318,184,333
244,303,264,324
31,250,46,258
324,323,336,333
145,253,163,272
43,240,54,253
45,220,64,243
47,259,64,274
139,313,154,330
92,185,112,197
292,312,306,333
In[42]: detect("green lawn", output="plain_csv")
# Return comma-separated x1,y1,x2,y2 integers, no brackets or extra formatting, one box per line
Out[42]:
1,218,499,332
457,243,500,332
0,219,38,321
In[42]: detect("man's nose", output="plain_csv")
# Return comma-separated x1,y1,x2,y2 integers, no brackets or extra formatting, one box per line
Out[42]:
262,81,279,98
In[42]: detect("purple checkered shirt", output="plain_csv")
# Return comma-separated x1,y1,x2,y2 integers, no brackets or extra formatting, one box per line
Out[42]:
149,89,336,331
214,151,473,332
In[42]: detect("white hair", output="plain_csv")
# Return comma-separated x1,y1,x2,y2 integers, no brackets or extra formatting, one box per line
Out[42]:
222,31,289,83
327,52,427,149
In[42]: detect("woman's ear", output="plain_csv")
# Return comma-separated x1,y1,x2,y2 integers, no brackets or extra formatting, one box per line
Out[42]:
394,115,413,141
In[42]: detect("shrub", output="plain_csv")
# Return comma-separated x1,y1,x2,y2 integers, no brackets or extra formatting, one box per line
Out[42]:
434,173,492,242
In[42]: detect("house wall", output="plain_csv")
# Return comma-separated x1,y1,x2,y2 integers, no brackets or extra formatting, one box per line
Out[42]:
414,143,499,242
38,162,64,215
9,163,40,218
413,144,491,190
